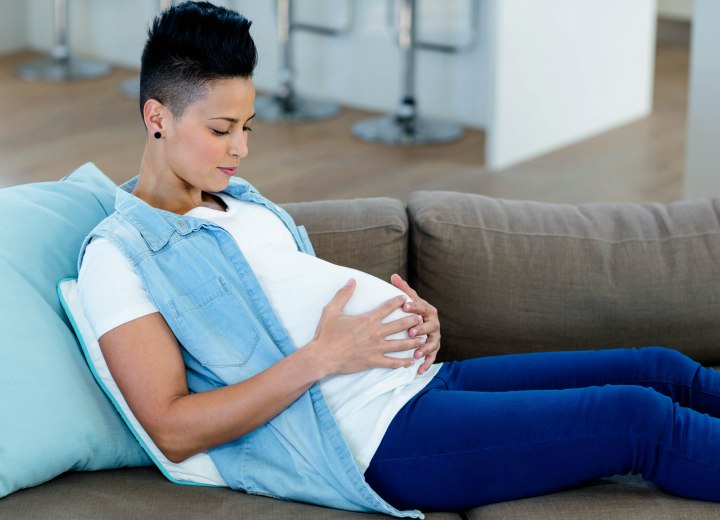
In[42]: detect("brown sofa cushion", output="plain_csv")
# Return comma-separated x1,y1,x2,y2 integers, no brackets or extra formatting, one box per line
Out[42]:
282,197,408,282
408,191,720,364
466,475,720,520
0,467,460,520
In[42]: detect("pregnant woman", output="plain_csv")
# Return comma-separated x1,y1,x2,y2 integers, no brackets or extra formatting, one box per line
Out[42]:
78,2,720,517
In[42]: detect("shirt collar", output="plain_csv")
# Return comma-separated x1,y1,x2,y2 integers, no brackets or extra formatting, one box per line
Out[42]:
115,175,254,252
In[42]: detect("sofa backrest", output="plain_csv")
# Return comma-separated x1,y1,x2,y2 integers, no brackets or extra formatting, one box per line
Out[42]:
282,197,408,282
408,191,720,365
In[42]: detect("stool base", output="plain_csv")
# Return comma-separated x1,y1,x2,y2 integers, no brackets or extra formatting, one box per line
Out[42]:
352,115,464,145
17,57,110,83
254,95,339,122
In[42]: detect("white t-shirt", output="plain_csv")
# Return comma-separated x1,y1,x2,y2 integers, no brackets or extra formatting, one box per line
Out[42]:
78,193,441,472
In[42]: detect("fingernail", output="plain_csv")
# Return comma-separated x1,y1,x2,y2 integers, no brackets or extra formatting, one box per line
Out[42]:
404,303,412,311
420,337,426,345
418,315,423,324
409,328,416,337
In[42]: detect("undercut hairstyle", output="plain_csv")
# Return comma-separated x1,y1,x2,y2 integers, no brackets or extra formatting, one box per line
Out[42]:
139,1,257,120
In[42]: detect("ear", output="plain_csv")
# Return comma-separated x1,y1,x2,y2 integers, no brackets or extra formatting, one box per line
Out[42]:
143,99,169,136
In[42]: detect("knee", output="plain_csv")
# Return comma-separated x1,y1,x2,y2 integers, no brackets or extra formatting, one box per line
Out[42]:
602,385,672,431
638,346,694,367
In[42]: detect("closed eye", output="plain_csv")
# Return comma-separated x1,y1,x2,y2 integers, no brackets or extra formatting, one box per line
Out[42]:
211,128,230,136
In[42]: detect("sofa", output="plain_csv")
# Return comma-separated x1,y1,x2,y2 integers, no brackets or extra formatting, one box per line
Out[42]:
3,163,720,519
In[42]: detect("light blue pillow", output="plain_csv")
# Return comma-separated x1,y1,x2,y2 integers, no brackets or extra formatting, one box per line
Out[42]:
57,278,227,487
0,163,150,498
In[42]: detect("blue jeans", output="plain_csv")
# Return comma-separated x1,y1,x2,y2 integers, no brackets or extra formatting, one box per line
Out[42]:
364,347,720,511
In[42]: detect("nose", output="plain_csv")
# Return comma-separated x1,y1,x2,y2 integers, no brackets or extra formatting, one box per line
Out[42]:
228,131,249,159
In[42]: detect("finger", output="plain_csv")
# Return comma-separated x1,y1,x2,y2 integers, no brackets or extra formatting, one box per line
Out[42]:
413,337,439,359
407,320,439,338
327,278,356,311
380,313,423,337
402,297,429,315
412,338,429,358
417,354,437,375
376,355,417,370
369,294,408,320
380,337,426,354
415,343,439,367
390,273,419,300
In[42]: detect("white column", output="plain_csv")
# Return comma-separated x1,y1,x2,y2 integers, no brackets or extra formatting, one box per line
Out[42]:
484,0,657,170
683,0,720,199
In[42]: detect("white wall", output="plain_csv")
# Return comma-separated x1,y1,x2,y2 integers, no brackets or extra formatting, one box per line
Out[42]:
485,0,656,170
683,0,720,199
0,0,27,53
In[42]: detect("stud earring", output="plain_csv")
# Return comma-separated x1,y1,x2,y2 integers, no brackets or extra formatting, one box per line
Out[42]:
154,131,162,139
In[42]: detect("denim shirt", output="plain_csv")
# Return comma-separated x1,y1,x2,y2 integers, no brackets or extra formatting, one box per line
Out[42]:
78,176,422,518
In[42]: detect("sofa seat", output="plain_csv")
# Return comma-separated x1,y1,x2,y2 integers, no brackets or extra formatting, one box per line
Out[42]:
466,475,720,519
0,467,460,520
4,468,719,520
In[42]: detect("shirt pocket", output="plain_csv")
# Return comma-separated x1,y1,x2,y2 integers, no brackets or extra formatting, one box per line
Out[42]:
169,275,260,367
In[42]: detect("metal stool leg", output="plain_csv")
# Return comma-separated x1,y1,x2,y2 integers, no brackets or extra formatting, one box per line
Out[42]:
17,0,110,82
254,0,340,122
352,0,464,145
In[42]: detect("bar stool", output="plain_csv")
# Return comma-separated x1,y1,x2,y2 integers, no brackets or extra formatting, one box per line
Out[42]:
121,0,175,99
17,0,111,82
352,0,479,145
255,0,355,122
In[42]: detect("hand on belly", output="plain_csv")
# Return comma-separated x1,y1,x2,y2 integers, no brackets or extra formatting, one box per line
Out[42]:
253,251,425,363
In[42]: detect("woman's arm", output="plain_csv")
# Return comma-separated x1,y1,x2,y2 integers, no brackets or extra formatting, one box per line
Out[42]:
99,278,423,463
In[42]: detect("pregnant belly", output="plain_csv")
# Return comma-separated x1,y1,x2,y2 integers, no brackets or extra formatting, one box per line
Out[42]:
247,246,425,421
250,248,417,353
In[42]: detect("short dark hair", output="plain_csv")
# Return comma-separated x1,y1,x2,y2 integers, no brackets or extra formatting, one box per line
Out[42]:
139,1,257,119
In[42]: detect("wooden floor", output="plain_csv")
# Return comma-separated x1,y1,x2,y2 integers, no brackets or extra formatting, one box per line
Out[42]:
0,33,690,204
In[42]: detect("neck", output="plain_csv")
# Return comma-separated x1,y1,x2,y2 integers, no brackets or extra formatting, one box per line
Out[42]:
135,146,206,214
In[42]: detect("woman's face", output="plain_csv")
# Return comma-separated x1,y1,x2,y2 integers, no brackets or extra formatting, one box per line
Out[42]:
162,77,256,193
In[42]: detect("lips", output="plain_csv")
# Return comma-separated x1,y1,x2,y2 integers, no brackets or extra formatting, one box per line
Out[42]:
218,166,236,176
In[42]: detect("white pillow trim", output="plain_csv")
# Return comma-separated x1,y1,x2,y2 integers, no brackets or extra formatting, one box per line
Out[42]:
57,278,227,487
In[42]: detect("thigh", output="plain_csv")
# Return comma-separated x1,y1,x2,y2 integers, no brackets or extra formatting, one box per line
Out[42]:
440,347,704,398
365,383,672,511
